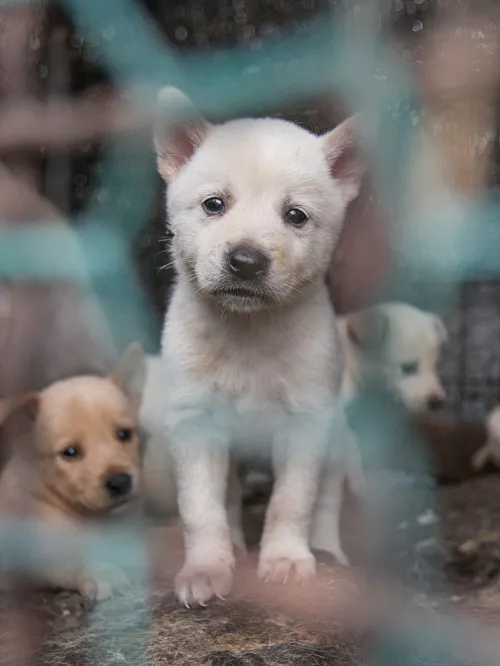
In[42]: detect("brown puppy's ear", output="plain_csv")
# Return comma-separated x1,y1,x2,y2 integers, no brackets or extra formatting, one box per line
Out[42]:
110,343,146,409
0,394,40,469
153,87,213,182
346,306,389,352
321,113,368,208
0,393,39,428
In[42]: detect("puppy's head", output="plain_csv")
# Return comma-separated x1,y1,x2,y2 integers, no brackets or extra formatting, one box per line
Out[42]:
0,344,146,515
347,303,448,413
155,88,366,313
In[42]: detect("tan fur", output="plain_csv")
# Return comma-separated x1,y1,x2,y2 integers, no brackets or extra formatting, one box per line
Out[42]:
0,344,146,601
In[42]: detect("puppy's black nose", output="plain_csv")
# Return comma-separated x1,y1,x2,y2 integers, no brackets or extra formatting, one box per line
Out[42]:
105,473,132,498
227,245,269,281
428,396,444,411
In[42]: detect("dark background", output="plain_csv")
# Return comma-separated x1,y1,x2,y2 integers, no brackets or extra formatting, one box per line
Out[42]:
3,0,499,423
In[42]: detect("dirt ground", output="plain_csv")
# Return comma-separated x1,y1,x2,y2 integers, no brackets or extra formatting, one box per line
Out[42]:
3,473,500,665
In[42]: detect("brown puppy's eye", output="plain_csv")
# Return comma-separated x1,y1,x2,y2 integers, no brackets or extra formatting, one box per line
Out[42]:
61,446,82,460
285,208,308,227
116,428,133,443
202,197,225,215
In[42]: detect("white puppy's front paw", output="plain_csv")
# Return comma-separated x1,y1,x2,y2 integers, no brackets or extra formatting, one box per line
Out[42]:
258,538,316,584
175,548,235,607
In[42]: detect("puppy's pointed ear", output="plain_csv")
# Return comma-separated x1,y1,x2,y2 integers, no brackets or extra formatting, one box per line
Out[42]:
321,114,367,208
347,306,389,352
110,343,146,409
429,314,448,345
154,87,213,182
0,393,39,428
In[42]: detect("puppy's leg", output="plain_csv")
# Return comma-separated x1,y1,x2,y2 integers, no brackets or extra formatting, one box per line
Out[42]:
310,462,349,566
171,422,233,606
345,436,367,500
258,415,329,584
472,441,498,471
226,459,246,552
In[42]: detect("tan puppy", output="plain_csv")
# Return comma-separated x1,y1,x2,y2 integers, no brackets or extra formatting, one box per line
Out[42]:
0,344,146,601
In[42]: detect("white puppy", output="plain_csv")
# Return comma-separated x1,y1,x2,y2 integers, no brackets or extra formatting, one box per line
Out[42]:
339,302,448,412
472,406,500,471
154,88,365,606
309,302,448,561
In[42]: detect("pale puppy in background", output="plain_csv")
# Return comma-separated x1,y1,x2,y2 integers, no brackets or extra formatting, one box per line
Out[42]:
338,302,448,412
153,87,367,607
139,355,177,517
472,406,500,471
309,301,449,561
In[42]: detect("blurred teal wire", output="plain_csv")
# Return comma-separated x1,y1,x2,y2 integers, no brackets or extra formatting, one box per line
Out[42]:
0,0,496,664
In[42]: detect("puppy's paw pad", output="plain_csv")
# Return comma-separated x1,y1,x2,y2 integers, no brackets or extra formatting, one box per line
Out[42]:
79,566,130,603
94,580,115,601
258,551,316,584
175,557,234,607
78,578,99,605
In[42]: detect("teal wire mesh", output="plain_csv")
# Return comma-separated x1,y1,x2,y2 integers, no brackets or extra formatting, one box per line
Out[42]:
0,0,497,664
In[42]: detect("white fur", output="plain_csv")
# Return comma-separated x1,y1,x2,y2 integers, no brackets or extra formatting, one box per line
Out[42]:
472,405,500,470
309,302,448,562
155,91,363,606
141,300,448,573
140,355,246,549
339,302,447,411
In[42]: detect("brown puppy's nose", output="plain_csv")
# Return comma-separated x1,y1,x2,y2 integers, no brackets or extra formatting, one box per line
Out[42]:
226,245,269,281
105,473,132,498
427,396,444,411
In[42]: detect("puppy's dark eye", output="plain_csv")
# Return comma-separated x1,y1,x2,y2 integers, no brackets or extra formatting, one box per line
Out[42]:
202,197,225,215
61,446,82,460
285,208,308,227
116,428,133,443
400,361,419,376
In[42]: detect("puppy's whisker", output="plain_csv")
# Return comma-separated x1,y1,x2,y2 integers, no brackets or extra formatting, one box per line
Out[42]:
157,261,176,273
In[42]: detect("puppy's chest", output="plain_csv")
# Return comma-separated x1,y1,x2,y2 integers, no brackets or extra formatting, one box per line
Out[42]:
193,342,290,398
181,333,334,412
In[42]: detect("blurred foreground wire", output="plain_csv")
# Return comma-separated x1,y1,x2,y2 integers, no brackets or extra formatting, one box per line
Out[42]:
1,0,500,665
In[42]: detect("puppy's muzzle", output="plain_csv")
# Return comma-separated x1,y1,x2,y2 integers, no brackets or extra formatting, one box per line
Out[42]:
105,472,133,498
226,244,269,282
427,395,445,411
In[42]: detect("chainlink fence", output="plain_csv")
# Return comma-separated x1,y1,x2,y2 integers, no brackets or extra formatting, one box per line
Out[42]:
1,0,500,664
